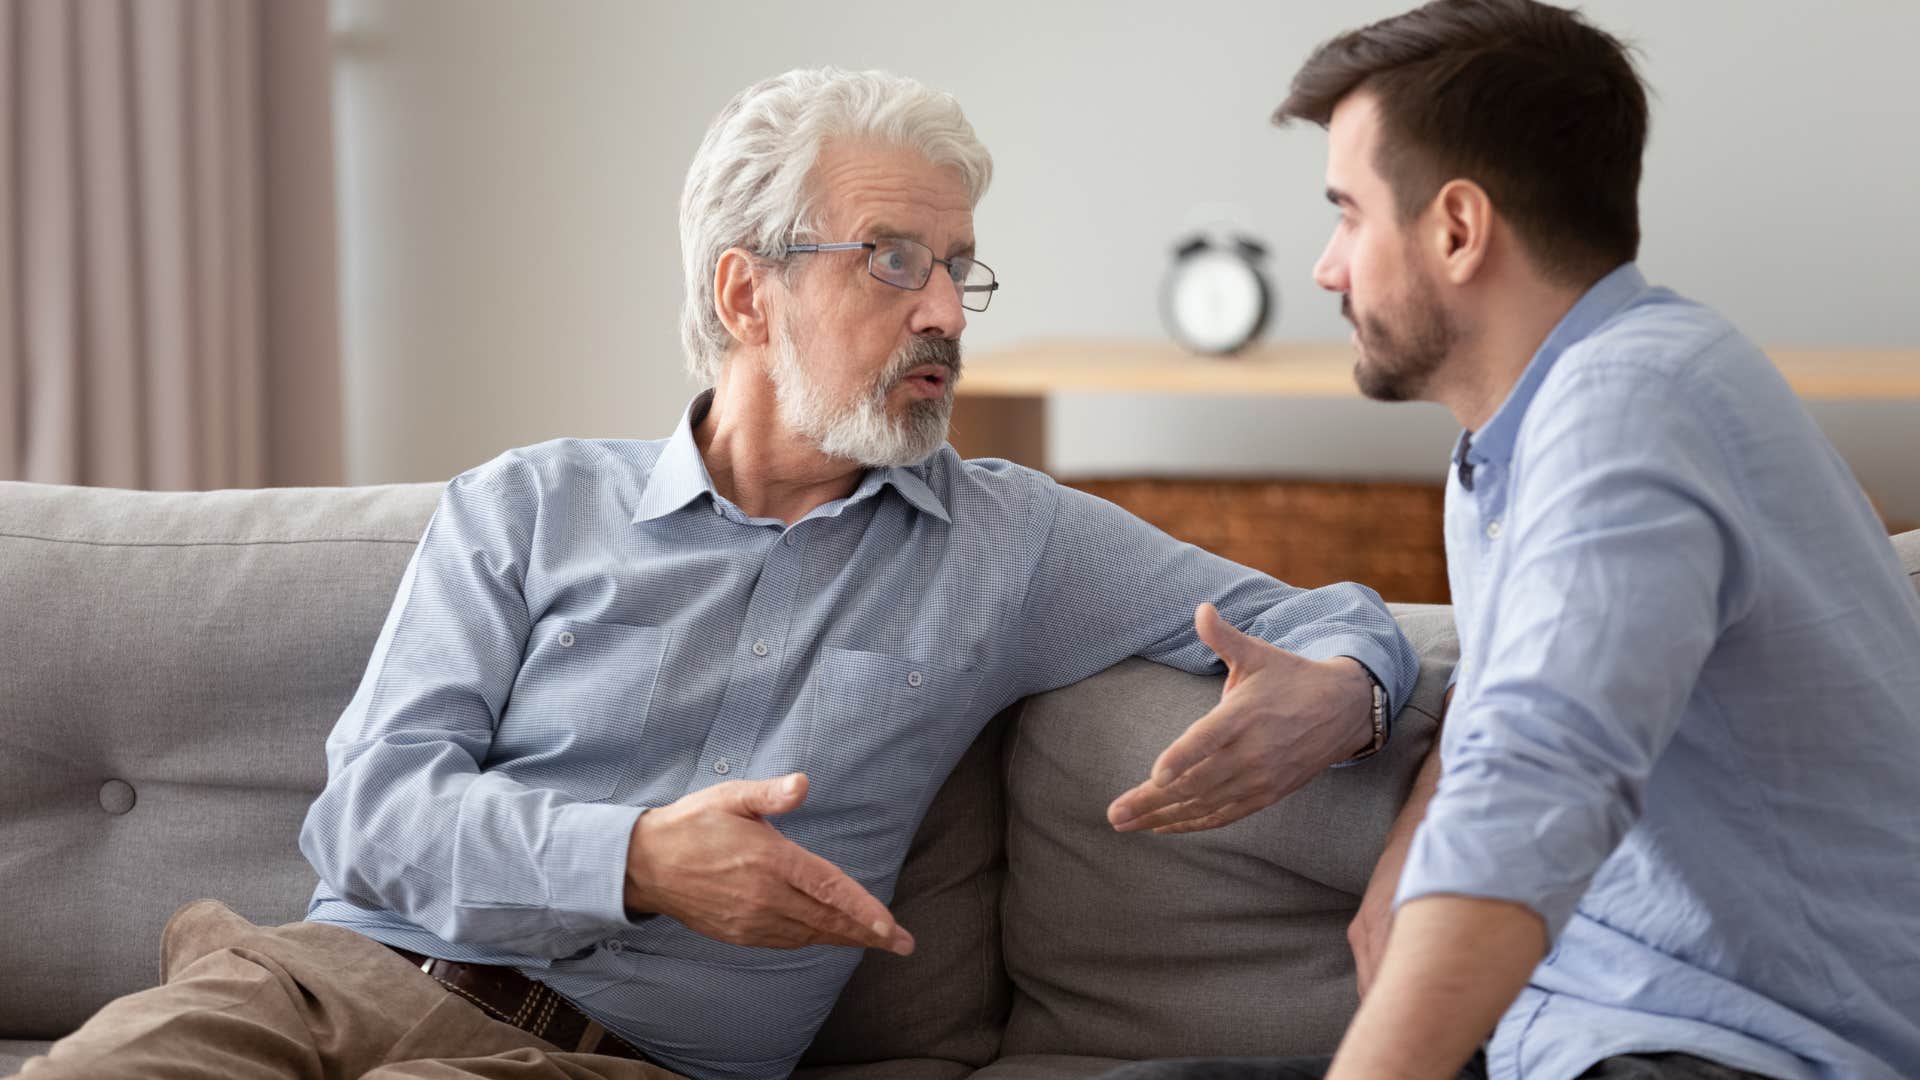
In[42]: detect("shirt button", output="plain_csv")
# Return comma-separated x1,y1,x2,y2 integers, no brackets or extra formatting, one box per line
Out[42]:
784,533,796,545
605,939,625,953
713,758,730,775
752,640,769,657
713,503,724,516
1486,520,1503,539
557,631,575,647
907,671,923,688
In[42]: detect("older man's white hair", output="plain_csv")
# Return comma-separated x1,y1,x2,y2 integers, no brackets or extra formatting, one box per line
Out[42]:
678,68,994,383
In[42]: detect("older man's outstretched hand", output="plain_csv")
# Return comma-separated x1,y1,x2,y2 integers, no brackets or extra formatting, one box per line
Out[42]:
622,772,914,955
1106,602,1374,834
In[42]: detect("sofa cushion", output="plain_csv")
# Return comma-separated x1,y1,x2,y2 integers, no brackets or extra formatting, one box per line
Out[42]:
793,1059,974,1080
996,603,1456,1059
0,1041,53,1075
0,481,442,1037
967,1054,1133,1079
803,708,1014,1068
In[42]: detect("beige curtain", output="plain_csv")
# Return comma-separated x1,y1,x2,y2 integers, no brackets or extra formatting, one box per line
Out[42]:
2,0,342,489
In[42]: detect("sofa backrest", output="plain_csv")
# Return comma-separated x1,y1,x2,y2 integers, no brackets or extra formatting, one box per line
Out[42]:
5,478,1916,1060
0,481,443,1038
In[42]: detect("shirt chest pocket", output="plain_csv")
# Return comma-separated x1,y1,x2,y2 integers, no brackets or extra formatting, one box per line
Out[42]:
772,647,982,880
490,619,673,800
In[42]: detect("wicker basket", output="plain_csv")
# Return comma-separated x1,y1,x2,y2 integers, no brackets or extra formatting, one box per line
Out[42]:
1068,477,1450,605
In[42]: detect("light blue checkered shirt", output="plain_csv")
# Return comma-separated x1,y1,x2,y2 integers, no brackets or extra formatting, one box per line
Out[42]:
1399,264,1920,1080
300,392,1417,1079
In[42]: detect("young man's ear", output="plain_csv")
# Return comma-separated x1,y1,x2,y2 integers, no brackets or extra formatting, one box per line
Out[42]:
1431,179,1492,285
714,248,772,347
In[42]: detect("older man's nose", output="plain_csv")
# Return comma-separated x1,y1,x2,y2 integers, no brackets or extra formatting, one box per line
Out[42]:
912,275,967,340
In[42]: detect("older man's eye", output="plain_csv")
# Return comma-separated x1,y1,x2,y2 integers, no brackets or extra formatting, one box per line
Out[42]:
879,247,909,272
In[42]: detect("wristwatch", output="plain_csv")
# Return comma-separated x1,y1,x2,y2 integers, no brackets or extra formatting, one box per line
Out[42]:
1336,665,1388,766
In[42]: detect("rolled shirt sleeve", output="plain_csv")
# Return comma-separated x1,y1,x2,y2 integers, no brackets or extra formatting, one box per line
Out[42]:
1396,362,1758,940
299,456,643,957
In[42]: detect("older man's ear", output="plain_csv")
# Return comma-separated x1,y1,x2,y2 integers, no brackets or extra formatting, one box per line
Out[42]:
714,246,772,348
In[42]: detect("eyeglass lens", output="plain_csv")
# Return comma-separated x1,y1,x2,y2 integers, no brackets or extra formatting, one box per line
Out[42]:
869,239,996,311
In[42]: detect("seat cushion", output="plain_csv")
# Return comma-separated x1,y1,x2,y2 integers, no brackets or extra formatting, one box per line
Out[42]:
0,481,442,1037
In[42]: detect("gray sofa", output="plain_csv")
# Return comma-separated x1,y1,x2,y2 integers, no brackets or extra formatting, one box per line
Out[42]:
5,480,1915,1079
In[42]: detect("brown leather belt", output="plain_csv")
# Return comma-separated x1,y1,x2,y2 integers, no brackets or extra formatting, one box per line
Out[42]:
387,944,652,1062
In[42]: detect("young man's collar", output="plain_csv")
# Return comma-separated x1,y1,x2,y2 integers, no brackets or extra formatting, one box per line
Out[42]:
1462,262,1649,472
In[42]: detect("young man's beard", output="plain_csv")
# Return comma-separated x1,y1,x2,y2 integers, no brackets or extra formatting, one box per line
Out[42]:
767,318,962,468
1347,264,1458,404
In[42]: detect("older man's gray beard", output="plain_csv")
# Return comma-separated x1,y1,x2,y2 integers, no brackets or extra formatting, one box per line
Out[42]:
767,328,961,468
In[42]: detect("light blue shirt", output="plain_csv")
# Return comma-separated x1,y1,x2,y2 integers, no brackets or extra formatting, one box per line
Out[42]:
1397,264,1920,1079
300,393,1418,1080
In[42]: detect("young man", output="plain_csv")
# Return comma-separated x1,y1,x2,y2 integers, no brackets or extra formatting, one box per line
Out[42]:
1104,1,1920,1079
12,69,1415,1080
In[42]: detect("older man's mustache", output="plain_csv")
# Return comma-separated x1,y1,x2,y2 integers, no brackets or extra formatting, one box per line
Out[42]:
884,336,963,387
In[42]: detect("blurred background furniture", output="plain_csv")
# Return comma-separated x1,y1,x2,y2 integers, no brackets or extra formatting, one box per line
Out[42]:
953,340,1920,604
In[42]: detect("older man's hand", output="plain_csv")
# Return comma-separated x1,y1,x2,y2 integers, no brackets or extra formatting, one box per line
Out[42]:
1106,602,1374,834
623,773,914,955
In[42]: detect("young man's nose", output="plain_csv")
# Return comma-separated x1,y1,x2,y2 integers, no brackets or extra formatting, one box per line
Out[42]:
1312,237,1348,294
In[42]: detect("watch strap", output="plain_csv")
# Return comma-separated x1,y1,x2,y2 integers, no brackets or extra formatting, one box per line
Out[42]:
1332,663,1388,767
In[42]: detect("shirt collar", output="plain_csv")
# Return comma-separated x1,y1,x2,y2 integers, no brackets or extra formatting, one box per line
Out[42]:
1463,262,1650,471
868,460,952,523
631,392,721,523
631,390,952,525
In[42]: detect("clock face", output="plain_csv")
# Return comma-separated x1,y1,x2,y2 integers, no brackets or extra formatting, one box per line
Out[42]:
1167,248,1266,354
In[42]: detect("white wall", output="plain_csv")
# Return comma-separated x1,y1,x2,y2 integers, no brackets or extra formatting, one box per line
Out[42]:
329,0,1920,518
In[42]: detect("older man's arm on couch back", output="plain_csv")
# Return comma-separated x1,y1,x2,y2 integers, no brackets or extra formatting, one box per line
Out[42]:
995,475,1420,833
1003,477,1418,707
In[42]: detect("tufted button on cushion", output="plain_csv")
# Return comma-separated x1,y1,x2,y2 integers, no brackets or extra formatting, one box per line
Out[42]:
97,780,136,816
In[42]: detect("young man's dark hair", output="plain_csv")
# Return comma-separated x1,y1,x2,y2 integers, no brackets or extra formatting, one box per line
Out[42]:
1273,0,1648,286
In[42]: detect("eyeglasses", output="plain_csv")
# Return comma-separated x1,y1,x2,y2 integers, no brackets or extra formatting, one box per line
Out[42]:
784,237,999,311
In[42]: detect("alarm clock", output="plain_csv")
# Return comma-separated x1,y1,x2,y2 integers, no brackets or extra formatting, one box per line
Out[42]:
1159,234,1275,356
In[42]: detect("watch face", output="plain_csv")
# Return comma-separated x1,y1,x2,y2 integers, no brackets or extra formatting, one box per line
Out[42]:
1166,249,1266,354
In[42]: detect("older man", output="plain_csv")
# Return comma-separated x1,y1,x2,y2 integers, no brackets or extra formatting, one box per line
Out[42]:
15,69,1416,1080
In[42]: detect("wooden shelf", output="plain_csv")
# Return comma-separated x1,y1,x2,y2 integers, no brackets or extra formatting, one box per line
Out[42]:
958,341,1365,397
1767,348,1920,399
958,339,1920,401
951,340,1920,472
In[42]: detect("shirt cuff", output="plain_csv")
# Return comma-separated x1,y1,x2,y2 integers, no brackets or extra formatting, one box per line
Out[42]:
1294,632,1409,718
545,801,648,933
1290,634,1405,766
1393,813,1584,941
